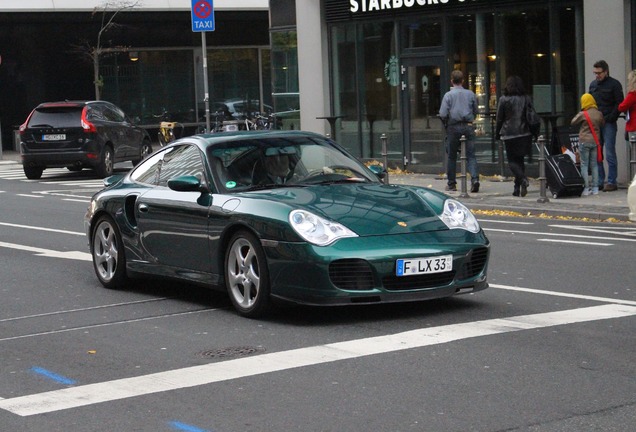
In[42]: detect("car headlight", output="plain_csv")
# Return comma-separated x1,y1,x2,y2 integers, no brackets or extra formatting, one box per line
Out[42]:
289,209,358,246
439,199,480,233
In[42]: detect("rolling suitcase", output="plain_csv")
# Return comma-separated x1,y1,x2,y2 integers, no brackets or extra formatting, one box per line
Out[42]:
544,153,585,198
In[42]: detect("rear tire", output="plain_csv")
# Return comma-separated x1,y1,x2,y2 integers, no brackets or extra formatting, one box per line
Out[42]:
132,139,152,166
96,145,114,178
91,215,128,289
23,166,44,179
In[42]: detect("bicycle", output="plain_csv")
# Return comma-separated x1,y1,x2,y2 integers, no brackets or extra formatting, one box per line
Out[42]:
158,121,184,146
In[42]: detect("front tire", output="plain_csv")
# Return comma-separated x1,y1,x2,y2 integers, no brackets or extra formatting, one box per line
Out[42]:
225,231,271,318
91,215,127,289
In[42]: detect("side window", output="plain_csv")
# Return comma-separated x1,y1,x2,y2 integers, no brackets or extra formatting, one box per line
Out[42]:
130,150,165,185
86,105,104,122
102,104,124,122
156,144,206,187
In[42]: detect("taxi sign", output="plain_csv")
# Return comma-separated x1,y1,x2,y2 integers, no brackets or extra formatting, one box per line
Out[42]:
191,0,215,32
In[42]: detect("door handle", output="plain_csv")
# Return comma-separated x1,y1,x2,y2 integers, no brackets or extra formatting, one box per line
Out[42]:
138,203,149,213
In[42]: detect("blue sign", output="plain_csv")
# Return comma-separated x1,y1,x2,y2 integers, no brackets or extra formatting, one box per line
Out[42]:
191,0,215,32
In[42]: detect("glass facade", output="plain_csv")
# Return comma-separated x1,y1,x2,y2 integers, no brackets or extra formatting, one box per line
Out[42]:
271,30,301,129
327,1,583,175
100,46,272,130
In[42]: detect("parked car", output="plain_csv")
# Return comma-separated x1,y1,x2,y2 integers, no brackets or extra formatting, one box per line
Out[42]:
19,100,152,179
85,130,490,318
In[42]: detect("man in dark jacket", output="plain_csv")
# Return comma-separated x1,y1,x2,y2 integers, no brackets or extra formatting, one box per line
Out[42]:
589,60,624,191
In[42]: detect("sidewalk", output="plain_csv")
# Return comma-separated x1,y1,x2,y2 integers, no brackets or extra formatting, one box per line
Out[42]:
1,150,632,222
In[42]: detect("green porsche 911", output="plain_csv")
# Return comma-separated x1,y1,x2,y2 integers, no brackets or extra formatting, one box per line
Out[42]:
85,130,489,318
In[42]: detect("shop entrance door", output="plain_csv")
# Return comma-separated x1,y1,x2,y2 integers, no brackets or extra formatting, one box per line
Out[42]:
401,57,445,169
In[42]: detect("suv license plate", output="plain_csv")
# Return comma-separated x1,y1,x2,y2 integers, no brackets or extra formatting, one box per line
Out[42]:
396,255,453,276
42,134,66,141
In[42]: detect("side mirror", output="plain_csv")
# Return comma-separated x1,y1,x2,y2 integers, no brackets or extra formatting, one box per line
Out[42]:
168,175,207,192
103,174,124,187
368,164,387,180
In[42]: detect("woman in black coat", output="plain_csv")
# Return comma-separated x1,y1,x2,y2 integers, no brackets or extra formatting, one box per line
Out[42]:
495,76,534,197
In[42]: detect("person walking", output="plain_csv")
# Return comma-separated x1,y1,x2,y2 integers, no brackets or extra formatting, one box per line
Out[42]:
618,69,636,157
495,75,534,197
439,69,480,192
571,93,604,196
589,60,624,191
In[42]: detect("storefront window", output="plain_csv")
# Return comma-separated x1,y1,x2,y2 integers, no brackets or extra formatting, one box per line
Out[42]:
332,21,399,158
101,50,195,125
271,30,300,129
404,20,442,48
100,47,272,132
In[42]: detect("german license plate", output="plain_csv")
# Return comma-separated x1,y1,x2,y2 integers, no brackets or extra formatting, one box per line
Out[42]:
396,255,453,276
42,134,66,141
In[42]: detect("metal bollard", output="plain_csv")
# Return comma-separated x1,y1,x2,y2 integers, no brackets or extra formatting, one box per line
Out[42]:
458,134,469,198
537,135,550,203
381,133,389,185
630,132,636,180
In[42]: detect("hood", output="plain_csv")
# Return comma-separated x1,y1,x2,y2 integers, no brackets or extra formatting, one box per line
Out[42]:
241,183,449,236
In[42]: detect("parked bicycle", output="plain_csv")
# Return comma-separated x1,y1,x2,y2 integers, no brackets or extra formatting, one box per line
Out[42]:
158,121,184,146
244,113,278,130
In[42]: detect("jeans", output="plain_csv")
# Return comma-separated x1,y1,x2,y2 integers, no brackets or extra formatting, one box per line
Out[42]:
579,141,599,189
446,123,479,186
598,122,617,186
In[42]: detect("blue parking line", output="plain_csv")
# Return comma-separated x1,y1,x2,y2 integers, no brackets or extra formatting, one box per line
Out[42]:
30,367,77,386
168,421,212,432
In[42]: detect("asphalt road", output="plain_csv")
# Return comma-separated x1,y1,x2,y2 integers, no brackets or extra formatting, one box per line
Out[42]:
0,164,635,432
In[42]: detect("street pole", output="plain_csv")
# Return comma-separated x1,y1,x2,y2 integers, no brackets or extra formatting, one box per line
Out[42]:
458,135,469,198
201,32,211,133
381,133,389,184
537,135,550,203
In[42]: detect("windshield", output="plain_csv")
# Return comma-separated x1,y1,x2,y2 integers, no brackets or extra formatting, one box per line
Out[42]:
208,135,380,193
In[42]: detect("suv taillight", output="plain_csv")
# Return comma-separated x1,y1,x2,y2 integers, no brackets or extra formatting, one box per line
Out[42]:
19,110,35,135
81,107,97,133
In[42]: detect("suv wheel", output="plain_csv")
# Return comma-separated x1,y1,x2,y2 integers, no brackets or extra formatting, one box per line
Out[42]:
132,139,152,166
96,146,114,178
24,166,44,180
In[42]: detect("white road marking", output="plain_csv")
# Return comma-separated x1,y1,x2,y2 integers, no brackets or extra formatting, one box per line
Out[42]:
0,222,83,236
0,241,90,261
0,298,172,323
549,224,636,237
1,304,634,417
490,284,636,306
537,239,613,246
479,219,534,225
16,194,43,198
62,198,91,203
0,308,216,343
485,227,636,242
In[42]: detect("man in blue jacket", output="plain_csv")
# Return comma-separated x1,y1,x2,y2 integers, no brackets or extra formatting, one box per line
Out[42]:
589,60,624,191
439,70,480,192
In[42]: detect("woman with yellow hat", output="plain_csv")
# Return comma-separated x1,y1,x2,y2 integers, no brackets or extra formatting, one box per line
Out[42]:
571,93,605,195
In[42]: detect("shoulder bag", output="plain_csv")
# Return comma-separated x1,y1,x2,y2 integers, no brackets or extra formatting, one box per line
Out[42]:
524,96,541,137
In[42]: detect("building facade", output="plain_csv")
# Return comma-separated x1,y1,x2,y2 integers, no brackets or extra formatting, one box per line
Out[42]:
0,0,272,149
290,0,635,183
2,0,635,184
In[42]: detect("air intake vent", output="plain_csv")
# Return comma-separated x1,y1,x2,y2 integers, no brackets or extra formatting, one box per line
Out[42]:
456,247,489,280
329,259,375,290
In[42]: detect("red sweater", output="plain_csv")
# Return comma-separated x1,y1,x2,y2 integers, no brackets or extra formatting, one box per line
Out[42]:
618,90,636,132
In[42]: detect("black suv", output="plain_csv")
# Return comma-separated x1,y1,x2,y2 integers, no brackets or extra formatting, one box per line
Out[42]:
19,100,152,179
